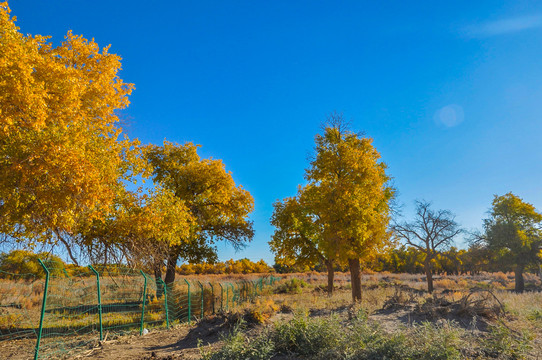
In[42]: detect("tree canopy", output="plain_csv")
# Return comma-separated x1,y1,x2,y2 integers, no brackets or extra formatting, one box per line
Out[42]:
393,200,462,293
270,187,337,293
0,2,136,248
270,114,394,301
480,192,542,292
145,141,255,284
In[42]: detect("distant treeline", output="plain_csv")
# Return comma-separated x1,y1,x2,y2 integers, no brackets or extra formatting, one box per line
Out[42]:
273,245,541,275
0,250,274,278
3,248,539,279
177,258,273,275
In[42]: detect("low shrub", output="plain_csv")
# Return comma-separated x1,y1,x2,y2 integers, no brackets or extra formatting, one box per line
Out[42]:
274,278,308,294
272,314,342,357
203,310,534,360
199,321,274,360
245,299,279,324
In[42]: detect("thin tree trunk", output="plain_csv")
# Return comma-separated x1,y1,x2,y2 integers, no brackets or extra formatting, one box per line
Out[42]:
326,259,334,295
425,259,434,293
514,264,525,293
348,258,362,302
155,262,164,298
164,253,179,286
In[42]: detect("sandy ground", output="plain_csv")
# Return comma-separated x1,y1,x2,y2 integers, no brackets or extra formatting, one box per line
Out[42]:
85,316,234,360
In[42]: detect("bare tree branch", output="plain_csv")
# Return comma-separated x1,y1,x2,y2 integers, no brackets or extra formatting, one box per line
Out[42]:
392,200,462,293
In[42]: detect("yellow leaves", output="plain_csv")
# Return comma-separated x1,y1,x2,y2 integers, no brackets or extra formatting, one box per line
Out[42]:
302,115,393,263
0,2,135,243
144,141,254,261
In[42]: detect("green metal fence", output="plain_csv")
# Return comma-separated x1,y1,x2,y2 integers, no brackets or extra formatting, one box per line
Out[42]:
0,259,280,359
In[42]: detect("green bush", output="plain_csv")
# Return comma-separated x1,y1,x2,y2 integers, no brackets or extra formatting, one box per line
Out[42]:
273,314,342,356
199,321,274,360
203,312,533,360
0,249,66,279
274,278,308,294
481,324,533,359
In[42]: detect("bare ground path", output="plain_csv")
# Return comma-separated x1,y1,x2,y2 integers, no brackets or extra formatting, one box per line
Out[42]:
86,315,232,360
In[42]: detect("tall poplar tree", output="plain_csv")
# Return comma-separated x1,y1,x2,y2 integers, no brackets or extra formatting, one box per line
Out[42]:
273,114,393,301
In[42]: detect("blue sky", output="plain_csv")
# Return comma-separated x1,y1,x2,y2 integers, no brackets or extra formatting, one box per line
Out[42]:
11,1,542,264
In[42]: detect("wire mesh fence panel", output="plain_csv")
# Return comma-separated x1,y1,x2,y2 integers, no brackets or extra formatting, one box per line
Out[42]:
232,283,240,307
207,282,218,315
201,283,214,316
0,262,276,359
93,266,164,337
140,272,167,331
0,271,42,359
164,280,190,324
36,259,100,359
193,281,204,320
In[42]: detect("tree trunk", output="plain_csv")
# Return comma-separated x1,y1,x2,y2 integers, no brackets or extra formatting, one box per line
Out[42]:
326,259,334,295
164,253,179,286
514,264,525,293
425,260,434,293
348,258,362,302
155,263,164,299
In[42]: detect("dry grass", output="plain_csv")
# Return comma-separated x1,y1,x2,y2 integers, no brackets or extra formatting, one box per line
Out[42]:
2,271,541,359
206,271,541,359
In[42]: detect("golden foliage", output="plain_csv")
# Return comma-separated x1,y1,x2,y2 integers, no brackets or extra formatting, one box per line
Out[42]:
0,2,136,244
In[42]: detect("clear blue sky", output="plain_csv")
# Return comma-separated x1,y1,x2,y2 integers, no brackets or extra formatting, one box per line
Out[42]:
11,1,542,264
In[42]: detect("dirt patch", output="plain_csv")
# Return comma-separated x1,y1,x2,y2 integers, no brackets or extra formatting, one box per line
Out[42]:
86,315,235,360
372,287,506,332
0,337,37,359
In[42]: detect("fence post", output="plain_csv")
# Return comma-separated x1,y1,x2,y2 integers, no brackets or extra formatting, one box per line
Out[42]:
226,283,229,311
253,280,257,299
259,278,263,292
140,270,148,335
159,278,169,329
219,283,224,312
88,265,103,341
184,279,191,324
229,283,235,308
197,281,204,319
34,259,50,360
209,282,215,314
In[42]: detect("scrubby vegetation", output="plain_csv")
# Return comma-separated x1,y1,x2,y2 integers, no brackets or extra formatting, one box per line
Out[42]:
199,271,541,360
203,311,533,360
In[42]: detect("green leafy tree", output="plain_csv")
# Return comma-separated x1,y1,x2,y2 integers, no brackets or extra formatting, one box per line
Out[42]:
0,249,65,279
480,193,542,292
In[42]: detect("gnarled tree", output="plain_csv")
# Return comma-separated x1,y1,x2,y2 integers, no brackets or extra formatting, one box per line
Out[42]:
393,200,462,293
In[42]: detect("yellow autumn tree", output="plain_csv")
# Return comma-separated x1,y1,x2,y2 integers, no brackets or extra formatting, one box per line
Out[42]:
270,189,338,294
145,141,255,284
0,2,135,250
77,185,193,266
304,114,394,301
